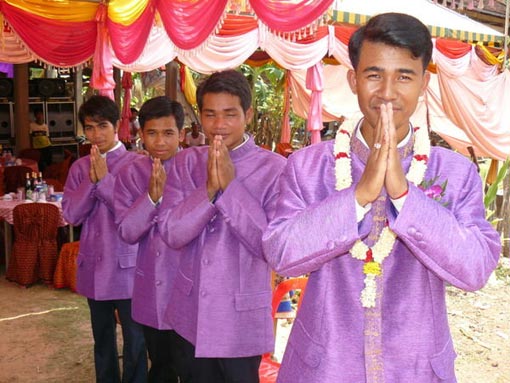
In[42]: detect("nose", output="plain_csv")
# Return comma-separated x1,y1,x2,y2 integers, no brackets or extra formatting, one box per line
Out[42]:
212,115,227,130
378,78,397,101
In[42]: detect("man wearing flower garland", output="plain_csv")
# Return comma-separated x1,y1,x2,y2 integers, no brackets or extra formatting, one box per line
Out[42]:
262,13,501,383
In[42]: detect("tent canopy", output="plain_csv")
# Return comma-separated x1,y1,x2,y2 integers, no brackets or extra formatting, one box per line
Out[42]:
330,0,505,44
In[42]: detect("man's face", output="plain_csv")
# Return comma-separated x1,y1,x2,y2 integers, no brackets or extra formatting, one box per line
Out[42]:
200,92,253,150
347,41,430,141
83,117,118,154
141,116,180,161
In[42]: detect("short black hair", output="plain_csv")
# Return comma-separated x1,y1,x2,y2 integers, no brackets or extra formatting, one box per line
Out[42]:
348,13,432,71
196,70,252,114
138,96,185,131
78,95,119,127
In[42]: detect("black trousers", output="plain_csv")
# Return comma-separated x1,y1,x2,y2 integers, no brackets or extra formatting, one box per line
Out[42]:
175,333,261,383
87,298,147,383
142,326,181,383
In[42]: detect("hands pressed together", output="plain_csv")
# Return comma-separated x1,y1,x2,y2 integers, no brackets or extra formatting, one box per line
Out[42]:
89,145,108,184
207,135,235,201
149,158,167,203
355,103,409,207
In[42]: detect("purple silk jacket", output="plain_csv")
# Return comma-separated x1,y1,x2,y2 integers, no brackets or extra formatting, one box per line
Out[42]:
159,137,287,358
262,136,501,383
63,145,141,300
114,155,179,329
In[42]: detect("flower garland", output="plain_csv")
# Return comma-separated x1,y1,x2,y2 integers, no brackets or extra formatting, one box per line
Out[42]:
334,119,430,308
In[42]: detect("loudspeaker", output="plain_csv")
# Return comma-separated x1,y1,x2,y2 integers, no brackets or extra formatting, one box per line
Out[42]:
0,78,13,98
29,78,66,98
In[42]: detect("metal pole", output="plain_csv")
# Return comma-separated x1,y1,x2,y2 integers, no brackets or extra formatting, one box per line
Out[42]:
505,0,510,68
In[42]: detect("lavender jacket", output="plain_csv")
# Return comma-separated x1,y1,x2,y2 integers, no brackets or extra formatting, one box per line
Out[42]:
159,137,287,357
63,145,141,300
114,156,179,329
263,138,500,383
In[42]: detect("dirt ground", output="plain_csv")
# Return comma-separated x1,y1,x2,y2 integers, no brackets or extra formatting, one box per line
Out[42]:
0,259,509,383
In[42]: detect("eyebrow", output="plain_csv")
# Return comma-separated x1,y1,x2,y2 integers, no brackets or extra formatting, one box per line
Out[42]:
362,66,418,76
203,107,239,113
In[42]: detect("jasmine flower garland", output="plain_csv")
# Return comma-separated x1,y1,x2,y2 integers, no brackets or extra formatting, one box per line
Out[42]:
334,120,430,308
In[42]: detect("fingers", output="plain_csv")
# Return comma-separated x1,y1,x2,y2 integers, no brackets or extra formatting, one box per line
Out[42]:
149,158,166,202
384,102,408,198
207,137,221,200
215,136,235,191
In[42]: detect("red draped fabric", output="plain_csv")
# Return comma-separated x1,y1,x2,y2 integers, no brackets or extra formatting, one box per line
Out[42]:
90,4,115,99
157,0,229,49
280,71,292,144
107,3,155,64
249,0,334,32
435,38,472,59
334,25,356,45
217,14,258,36
0,2,95,67
119,72,133,142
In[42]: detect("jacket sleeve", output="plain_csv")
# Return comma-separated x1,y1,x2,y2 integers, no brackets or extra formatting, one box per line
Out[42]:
62,161,97,226
214,173,279,261
390,165,501,291
114,165,157,245
263,157,367,276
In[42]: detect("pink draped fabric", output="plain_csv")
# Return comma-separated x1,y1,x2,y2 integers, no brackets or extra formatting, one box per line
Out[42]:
250,0,334,33
305,62,324,145
119,72,133,142
157,0,229,49
107,3,155,64
90,4,115,99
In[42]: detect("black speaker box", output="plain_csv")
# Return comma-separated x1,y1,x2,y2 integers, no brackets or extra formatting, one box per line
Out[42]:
29,78,66,98
0,78,14,98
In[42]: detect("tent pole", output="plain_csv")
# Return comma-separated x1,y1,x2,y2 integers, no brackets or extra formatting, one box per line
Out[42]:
505,0,510,68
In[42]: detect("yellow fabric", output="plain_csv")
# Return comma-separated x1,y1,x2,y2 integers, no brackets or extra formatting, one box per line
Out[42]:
32,135,51,149
183,66,197,106
108,0,150,25
6,0,98,22
476,43,503,66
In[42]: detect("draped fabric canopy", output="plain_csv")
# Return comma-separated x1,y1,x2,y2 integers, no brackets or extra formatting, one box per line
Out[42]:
0,0,508,158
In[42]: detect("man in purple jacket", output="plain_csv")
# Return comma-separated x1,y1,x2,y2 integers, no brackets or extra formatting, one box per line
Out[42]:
115,96,185,383
262,13,501,383
158,70,287,383
63,95,147,382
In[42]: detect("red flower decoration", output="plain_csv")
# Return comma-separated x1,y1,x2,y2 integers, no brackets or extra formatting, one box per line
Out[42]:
365,248,374,263
414,154,429,162
335,152,349,159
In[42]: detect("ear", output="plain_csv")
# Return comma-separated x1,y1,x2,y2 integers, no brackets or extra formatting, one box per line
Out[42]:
245,106,254,124
179,128,186,142
347,69,358,95
420,71,431,96
114,120,120,134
